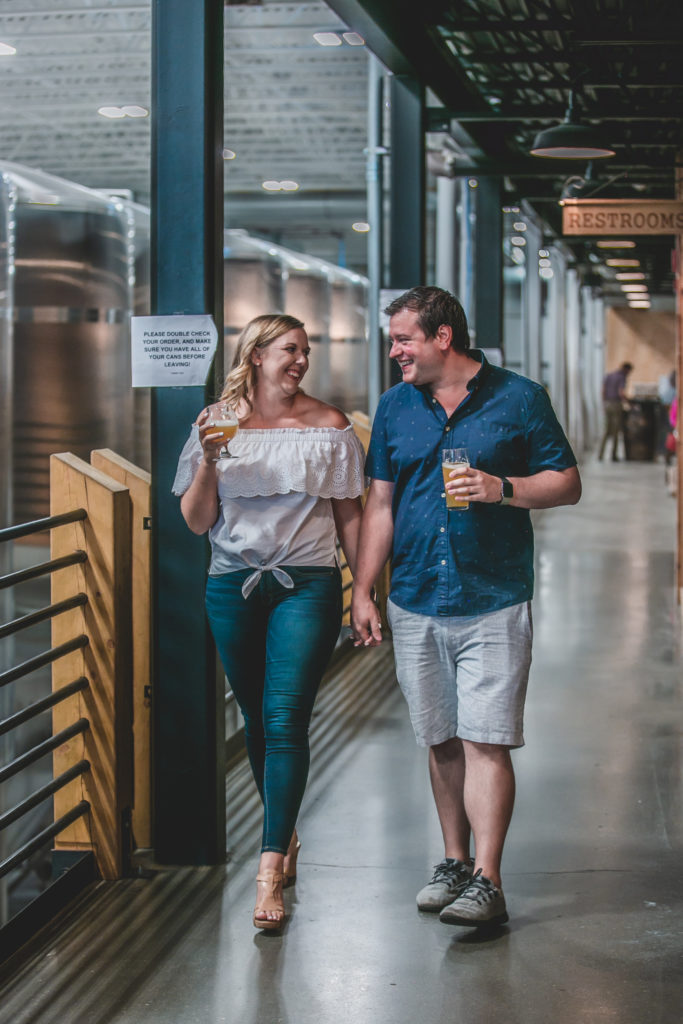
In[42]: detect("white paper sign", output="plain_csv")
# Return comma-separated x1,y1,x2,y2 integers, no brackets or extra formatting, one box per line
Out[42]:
131,314,218,387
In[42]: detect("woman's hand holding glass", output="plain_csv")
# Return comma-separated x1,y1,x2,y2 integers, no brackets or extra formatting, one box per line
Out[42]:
199,403,239,462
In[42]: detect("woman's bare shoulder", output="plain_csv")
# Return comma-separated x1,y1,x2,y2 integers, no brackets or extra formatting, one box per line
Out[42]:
297,394,350,429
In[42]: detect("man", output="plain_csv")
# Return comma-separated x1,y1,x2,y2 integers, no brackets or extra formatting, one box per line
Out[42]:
351,286,581,929
598,361,633,461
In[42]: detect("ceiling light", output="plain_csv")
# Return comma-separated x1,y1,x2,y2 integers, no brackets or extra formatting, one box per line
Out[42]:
223,149,236,160
98,106,126,119
539,258,552,268
615,272,645,281
120,105,148,118
342,32,364,45
352,222,370,233
511,236,526,246
539,267,554,280
503,206,520,213
513,222,527,231
629,301,650,308
621,284,648,292
262,180,282,191
468,179,478,189
606,259,640,267
596,240,636,248
0,42,17,56
539,249,550,258
313,32,342,46
530,90,615,159
279,180,299,191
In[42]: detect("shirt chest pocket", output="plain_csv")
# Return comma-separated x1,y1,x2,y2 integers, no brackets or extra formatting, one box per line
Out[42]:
476,422,526,471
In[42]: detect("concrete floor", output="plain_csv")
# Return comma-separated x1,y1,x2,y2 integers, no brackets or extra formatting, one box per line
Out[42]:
1,456,682,1023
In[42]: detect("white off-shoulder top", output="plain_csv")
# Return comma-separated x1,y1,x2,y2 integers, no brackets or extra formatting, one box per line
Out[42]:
172,424,366,597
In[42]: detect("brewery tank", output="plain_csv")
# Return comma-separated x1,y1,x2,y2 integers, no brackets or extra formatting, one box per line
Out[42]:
2,163,135,522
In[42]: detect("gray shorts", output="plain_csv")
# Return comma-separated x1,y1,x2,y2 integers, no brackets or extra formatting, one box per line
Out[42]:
387,598,533,749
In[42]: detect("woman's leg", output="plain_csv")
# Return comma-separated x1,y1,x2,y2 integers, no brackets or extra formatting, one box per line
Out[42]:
205,572,268,796
259,567,342,854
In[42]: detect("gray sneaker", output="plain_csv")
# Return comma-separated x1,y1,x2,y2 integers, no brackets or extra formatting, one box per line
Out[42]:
439,869,509,927
416,858,473,912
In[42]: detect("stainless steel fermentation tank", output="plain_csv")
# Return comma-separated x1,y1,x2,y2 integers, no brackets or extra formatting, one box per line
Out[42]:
223,231,369,413
1,165,135,524
0,166,369,523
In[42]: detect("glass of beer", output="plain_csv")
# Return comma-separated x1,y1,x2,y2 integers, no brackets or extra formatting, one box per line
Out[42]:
206,402,239,459
442,448,469,510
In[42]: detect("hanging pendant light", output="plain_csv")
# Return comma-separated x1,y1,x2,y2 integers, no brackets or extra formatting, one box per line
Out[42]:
530,91,615,159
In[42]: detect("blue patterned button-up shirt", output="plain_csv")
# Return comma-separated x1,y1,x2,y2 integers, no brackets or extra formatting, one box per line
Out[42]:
366,352,577,617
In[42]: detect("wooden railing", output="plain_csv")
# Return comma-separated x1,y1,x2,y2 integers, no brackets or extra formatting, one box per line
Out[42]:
49,450,151,879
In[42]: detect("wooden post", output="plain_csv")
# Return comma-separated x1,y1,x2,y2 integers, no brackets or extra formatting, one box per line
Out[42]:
91,449,152,851
50,453,133,880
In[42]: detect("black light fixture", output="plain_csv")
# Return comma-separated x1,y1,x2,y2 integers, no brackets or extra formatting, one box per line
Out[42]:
530,92,615,159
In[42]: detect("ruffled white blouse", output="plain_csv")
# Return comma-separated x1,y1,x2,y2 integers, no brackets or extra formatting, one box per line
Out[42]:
172,424,366,596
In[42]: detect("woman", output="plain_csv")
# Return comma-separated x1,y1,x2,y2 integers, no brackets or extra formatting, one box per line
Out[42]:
172,314,364,930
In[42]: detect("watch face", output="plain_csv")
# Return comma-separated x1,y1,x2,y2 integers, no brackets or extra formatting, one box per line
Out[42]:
502,478,513,499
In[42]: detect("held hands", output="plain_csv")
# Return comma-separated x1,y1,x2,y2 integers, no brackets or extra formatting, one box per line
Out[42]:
350,592,383,647
197,407,224,464
445,466,502,504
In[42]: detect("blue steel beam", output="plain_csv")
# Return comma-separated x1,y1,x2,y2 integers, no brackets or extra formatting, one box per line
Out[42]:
150,0,225,865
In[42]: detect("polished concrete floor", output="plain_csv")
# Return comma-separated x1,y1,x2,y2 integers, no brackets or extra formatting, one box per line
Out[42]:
1,456,682,1023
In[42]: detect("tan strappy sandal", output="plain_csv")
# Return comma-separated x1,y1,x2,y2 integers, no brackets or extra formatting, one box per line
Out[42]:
253,869,286,930
283,838,302,889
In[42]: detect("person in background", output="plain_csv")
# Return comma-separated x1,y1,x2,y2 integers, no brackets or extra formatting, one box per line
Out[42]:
173,313,365,930
598,361,633,462
657,369,676,465
351,286,581,929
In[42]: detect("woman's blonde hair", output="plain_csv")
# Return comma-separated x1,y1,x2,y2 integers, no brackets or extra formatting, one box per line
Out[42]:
220,313,305,410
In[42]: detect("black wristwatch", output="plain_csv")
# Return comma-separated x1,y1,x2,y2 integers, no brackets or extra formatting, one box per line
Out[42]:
497,477,513,505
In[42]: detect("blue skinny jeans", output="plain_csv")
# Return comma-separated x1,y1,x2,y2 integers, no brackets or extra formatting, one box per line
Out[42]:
205,565,342,854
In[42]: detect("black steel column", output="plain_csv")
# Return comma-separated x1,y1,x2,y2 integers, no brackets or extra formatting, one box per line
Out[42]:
388,75,425,385
388,75,426,290
150,0,225,864
473,178,503,351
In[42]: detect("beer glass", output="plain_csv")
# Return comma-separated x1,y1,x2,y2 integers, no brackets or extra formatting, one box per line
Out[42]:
206,402,239,459
442,448,469,510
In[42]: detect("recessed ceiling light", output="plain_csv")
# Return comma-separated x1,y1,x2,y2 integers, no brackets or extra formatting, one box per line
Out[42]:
597,240,636,249
98,106,126,119
279,180,299,191
223,149,236,160
621,284,648,292
120,105,148,118
539,267,554,279
628,301,651,308
313,32,342,46
511,236,526,246
513,222,527,231
606,259,640,267
352,222,370,233
615,272,645,281
262,181,282,191
0,42,17,56
538,249,550,258
539,258,552,268
342,32,365,46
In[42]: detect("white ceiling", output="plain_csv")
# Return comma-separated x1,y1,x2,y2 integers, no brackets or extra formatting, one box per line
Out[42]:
0,1,370,261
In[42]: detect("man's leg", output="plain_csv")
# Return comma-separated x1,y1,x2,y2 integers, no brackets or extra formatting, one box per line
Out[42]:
461,740,515,888
428,737,470,861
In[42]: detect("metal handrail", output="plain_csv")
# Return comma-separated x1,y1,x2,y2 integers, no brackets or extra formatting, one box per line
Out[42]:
0,593,88,641
0,677,88,738
0,508,86,544
0,550,87,590
0,719,90,786
0,761,90,832
0,635,89,690
0,802,91,881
